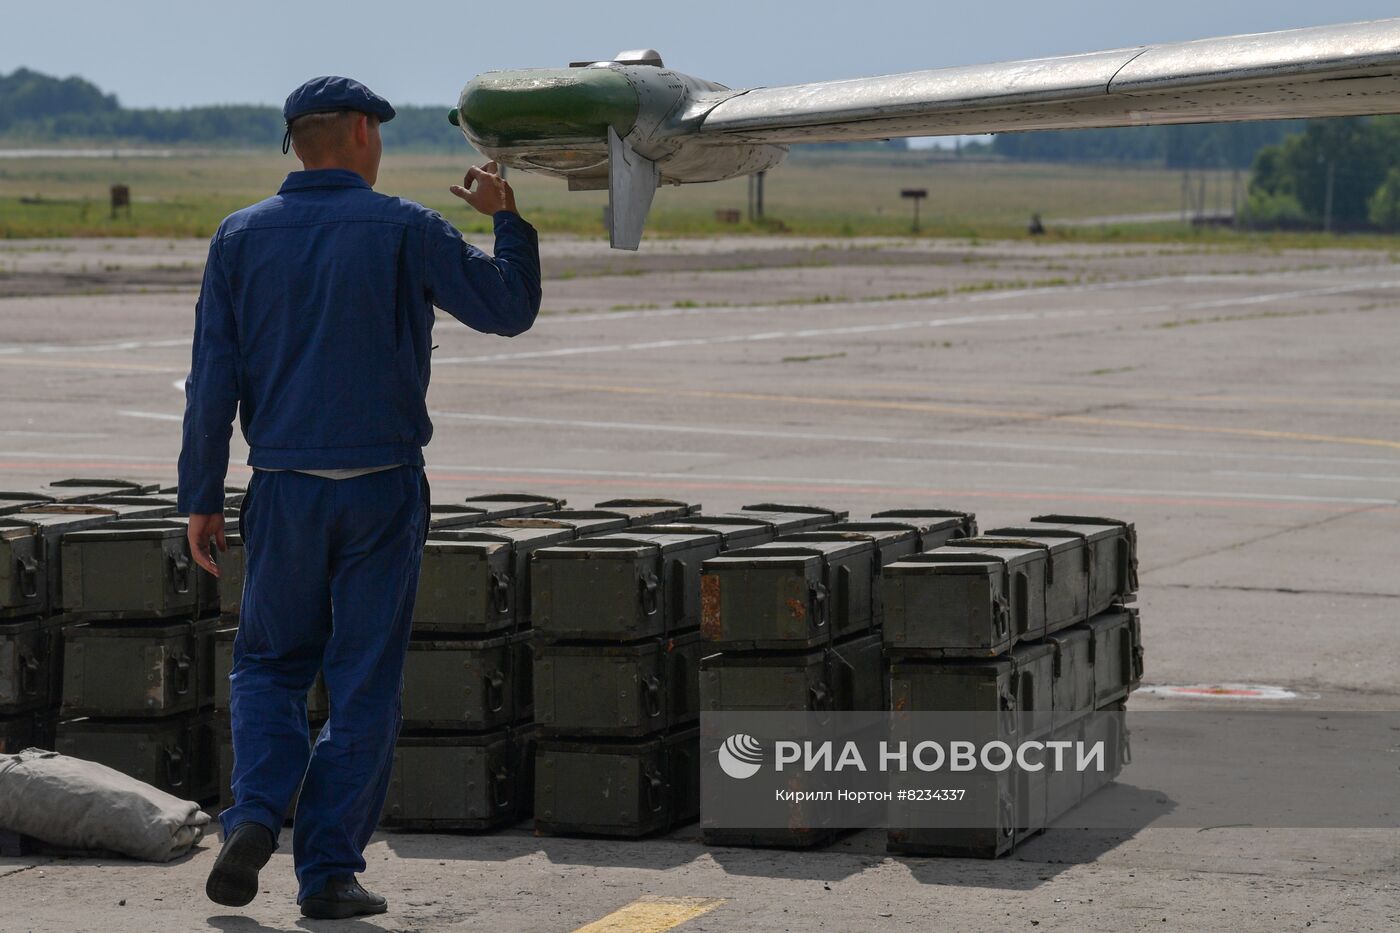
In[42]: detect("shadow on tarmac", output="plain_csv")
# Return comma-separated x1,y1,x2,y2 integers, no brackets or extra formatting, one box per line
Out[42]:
376,784,1174,890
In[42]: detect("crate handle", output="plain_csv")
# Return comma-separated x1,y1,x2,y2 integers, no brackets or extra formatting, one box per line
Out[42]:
810,582,829,628
163,745,187,789
485,671,506,713
16,556,39,600
169,552,192,595
491,572,511,615
644,767,666,813
639,570,660,616
20,654,40,698
491,764,511,811
992,596,1010,637
643,675,663,718
173,654,191,697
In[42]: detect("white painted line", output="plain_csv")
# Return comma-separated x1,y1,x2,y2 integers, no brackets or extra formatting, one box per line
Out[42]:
0,337,189,356
433,280,1400,365
874,456,1075,471
544,265,1400,324
428,411,1400,468
0,429,109,439
1212,469,1400,484
1140,684,1309,700
118,409,183,422
0,447,1390,506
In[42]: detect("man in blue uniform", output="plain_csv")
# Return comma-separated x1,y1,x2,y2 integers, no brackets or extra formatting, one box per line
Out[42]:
178,76,541,920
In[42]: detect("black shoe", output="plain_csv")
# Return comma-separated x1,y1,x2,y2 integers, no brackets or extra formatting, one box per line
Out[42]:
205,822,276,907
300,877,389,920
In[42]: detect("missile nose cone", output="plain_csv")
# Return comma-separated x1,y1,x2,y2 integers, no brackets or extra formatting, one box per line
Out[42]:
455,68,640,149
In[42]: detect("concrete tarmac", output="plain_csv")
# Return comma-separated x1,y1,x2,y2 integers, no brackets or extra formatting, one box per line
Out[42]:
1,234,1397,931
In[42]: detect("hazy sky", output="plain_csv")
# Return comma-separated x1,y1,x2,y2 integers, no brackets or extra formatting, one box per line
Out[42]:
3,1,1396,109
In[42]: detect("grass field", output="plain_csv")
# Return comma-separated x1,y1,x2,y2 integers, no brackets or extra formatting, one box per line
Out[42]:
0,147,1391,248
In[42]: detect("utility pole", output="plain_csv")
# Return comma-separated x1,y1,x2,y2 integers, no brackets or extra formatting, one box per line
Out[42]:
747,171,766,222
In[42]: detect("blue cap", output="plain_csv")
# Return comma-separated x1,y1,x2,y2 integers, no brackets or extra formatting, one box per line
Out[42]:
282,76,396,153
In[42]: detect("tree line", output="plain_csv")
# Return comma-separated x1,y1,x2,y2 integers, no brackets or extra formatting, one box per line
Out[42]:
0,68,470,151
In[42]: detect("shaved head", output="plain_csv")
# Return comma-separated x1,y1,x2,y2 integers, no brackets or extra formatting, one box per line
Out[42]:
289,110,361,161
288,109,383,186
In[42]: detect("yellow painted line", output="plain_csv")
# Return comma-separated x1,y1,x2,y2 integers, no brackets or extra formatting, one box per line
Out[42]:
428,374,1400,451
573,896,726,933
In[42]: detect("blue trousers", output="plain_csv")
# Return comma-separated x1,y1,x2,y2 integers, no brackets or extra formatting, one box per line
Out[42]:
222,465,428,902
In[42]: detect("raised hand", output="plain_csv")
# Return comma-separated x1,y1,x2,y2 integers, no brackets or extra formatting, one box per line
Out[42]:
449,161,519,216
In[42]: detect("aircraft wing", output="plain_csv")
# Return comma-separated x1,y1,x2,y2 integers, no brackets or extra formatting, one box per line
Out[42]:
694,19,1400,143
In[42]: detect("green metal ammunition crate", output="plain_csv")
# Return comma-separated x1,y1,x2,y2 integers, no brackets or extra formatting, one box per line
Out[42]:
0,492,55,517
799,524,922,564
414,537,515,636
868,509,980,546
980,529,1092,631
699,538,878,649
533,532,722,641
889,644,1054,749
528,510,633,536
786,525,921,625
887,772,1017,859
60,520,211,619
535,727,699,837
1045,625,1095,728
1087,607,1143,706
400,632,533,731
461,493,565,518
592,498,700,525
934,542,1049,642
535,630,703,737
1083,700,1129,796
870,507,978,540
382,726,535,831
39,478,160,502
727,502,848,534
56,711,218,801
628,517,777,551
882,554,1012,657
698,632,884,712
428,504,491,530
422,524,577,631
1028,515,1138,613
0,507,128,619
0,616,64,715
62,618,208,718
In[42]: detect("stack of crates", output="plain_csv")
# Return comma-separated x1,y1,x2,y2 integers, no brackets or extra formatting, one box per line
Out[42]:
0,480,180,758
380,493,568,832
529,499,721,837
697,506,976,847
882,514,1142,858
30,480,232,803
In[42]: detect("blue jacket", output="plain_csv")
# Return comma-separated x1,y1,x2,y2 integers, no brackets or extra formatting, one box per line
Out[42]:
177,168,541,514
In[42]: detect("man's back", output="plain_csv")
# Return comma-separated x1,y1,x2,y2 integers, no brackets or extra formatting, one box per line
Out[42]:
178,167,540,514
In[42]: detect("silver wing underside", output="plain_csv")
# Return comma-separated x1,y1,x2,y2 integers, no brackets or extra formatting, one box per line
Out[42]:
694,19,1400,143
